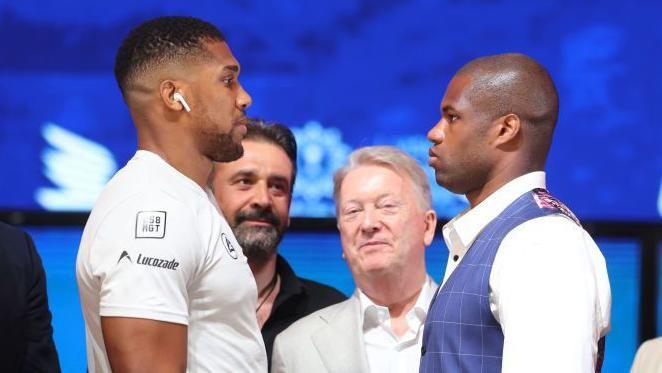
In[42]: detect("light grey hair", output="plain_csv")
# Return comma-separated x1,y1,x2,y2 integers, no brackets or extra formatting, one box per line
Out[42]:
333,146,432,212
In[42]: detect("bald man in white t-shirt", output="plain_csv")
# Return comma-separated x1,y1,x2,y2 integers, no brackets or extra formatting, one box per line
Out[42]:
76,17,266,372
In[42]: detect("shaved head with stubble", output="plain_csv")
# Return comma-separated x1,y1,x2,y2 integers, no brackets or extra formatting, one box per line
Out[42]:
457,53,559,168
428,53,560,206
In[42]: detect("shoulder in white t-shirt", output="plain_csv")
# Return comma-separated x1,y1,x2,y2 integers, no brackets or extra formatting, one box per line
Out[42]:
76,150,267,373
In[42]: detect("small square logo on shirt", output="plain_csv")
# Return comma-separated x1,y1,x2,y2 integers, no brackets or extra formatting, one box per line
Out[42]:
135,211,167,239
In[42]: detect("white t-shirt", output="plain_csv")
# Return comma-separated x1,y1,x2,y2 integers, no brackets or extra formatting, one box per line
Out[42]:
76,150,267,373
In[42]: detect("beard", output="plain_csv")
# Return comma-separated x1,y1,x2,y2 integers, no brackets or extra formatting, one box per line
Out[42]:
203,132,244,162
231,206,285,264
199,116,247,163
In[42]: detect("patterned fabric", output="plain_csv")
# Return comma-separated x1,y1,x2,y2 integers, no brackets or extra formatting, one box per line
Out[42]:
419,189,581,373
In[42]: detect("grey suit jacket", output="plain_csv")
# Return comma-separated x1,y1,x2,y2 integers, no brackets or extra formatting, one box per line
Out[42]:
271,293,370,373
631,337,662,373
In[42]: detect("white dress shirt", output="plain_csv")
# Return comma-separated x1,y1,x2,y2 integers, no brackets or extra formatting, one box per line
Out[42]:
441,171,611,373
358,276,437,373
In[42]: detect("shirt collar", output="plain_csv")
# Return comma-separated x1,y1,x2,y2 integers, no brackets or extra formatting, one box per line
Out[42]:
357,276,438,330
443,171,547,251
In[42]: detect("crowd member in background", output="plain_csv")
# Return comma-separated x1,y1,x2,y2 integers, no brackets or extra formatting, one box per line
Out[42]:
76,16,267,372
272,146,438,373
421,53,611,372
0,221,60,372
212,119,346,368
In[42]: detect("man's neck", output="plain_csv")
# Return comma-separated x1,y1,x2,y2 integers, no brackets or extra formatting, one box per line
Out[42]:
250,253,279,328
359,269,426,318
249,253,278,294
138,142,212,190
359,271,427,338
466,161,541,208
136,117,212,190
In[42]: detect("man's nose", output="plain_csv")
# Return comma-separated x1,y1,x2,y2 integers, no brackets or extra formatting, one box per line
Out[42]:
427,119,445,143
250,183,271,208
237,84,252,111
359,209,380,234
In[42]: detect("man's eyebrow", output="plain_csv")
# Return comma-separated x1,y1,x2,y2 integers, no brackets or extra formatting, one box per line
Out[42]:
442,104,456,113
230,169,256,179
269,174,291,185
223,65,239,73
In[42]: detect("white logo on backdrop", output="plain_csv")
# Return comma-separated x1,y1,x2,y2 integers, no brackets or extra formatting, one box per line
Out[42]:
291,121,351,217
36,122,117,211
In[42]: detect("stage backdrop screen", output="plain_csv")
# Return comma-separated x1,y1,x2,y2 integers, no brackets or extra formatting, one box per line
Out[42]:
1,1,660,220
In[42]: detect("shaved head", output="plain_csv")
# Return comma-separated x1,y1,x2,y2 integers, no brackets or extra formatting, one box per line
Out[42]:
457,53,559,156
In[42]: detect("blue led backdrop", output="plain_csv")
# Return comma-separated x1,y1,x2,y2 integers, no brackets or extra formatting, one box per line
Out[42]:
1,1,660,220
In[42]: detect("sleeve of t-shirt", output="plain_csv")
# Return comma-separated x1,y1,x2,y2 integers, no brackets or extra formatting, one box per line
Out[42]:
92,191,203,325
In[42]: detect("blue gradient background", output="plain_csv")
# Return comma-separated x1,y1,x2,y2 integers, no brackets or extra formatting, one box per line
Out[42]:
29,227,641,372
1,0,661,219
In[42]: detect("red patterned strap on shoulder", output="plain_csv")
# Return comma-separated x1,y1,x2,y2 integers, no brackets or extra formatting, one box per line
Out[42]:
531,188,581,226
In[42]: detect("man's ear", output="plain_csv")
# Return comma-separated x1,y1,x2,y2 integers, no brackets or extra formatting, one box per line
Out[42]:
423,209,437,246
160,80,185,112
492,113,522,147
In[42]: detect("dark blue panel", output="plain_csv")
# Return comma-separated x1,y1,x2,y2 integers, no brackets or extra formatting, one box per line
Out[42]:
2,2,660,220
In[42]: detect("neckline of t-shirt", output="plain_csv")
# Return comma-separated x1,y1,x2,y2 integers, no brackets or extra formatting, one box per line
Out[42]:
133,149,211,199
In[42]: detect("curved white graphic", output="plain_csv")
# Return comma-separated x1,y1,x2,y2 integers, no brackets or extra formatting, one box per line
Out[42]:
36,122,117,211
291,121,351,217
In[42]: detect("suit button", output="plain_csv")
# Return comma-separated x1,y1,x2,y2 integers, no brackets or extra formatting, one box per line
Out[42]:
421,345,426,356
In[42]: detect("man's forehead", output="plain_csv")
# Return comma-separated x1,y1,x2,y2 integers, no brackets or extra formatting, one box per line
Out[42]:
226,142,292,177
441,74,473,109
202,40,240,72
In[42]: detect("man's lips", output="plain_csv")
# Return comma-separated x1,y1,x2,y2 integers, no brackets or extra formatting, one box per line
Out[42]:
240,219,274,227
428,147,439,166
358,240,389,250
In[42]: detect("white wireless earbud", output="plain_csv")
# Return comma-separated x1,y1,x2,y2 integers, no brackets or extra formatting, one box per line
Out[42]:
173,92,191,112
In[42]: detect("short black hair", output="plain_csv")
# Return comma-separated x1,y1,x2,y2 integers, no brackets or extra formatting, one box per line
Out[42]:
244,119,298,190
114,16,225,95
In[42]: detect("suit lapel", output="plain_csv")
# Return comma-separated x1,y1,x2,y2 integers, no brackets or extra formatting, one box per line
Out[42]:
311,296,370,373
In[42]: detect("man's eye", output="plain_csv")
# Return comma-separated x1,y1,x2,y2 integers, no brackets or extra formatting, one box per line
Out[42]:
344,208,360,215
449,114,458,123
222,76,235,87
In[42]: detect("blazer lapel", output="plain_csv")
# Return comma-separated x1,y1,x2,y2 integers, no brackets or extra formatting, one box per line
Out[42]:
311,295,370,373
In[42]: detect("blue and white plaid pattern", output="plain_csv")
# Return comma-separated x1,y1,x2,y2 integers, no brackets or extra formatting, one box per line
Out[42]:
419,189,579,373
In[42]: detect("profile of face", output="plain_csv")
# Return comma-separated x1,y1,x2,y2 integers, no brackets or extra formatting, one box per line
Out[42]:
427,74,493,195
212,140,292,263
336,165,436,283
184,40,253,163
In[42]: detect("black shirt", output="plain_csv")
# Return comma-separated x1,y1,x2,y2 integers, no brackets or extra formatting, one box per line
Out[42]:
262,255,347,369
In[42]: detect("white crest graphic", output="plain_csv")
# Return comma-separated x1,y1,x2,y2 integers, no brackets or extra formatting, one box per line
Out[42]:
291,121,351,217
36,122,117,211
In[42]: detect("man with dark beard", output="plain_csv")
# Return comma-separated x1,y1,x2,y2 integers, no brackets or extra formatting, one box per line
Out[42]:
76,17,267,372
212,119,347,367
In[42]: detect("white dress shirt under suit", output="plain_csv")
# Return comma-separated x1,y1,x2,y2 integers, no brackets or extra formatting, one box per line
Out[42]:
440,171,611,372
358,276,438,373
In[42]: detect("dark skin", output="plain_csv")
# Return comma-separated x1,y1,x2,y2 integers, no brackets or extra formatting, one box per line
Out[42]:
102,40,252,373
428,73,540,208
